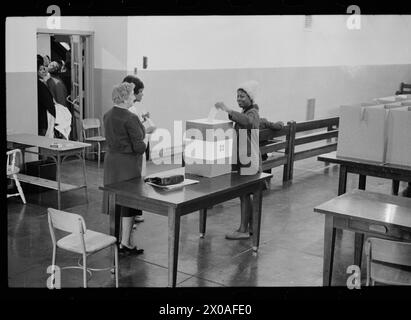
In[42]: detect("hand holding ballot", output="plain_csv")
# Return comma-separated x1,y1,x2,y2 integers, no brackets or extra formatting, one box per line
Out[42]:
207,105,218,122
214,102,232,114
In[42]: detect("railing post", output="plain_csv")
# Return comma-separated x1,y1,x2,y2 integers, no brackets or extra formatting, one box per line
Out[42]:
283,121,296,182
325,124,333,166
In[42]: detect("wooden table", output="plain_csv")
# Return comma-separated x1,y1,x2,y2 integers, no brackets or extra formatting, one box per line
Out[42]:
318,151,411,267
314,189,411,286
318,152,411,196
100,168,272,287
7,133,91,209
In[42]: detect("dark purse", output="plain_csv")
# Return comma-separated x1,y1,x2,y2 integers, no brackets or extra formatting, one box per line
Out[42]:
144,174,184,186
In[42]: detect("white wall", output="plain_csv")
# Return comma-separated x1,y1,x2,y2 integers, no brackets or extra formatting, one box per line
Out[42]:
6,16,128,136
6,17,94,73
126,15,411,142
127,15,411,71
92,17,128,70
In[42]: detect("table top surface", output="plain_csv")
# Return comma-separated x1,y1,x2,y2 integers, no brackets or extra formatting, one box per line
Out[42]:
318,152,411,172
7,133,91,151
314,189,411,229
100,167,272,207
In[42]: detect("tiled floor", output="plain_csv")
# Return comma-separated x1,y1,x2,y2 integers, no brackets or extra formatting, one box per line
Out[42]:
7,156,406,288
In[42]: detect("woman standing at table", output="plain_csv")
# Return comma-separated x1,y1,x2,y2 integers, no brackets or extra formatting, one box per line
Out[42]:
122,75,156,226
215,80,262,240
103,82,146,254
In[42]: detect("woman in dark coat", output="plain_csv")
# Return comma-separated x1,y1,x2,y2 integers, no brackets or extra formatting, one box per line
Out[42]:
37,55,56,136
103,82,146,254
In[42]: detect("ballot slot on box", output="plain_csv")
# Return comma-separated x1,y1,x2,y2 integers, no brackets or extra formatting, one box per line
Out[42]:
337,102,404,163
184,118,234,178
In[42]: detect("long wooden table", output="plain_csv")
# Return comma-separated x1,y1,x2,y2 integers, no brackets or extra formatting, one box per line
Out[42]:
7,133,91,209
317,151,411,268
314,189,411,286
318,152,411,196
99,168,272,287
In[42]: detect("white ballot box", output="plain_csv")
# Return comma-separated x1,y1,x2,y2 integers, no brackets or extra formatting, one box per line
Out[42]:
386,106,411,167
184,118,234,177
337,102,403,163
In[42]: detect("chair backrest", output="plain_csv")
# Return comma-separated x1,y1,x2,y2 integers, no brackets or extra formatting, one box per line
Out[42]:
48,208,87,248
7,149,21,175
396,82,411,95
82,118,101,139
365,237,411,285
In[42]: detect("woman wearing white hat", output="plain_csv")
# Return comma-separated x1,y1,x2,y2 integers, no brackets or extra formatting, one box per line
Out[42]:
215,80,262,240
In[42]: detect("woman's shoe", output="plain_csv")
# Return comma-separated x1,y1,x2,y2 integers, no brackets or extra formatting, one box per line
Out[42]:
118,244,144,255
135,215,144,223
225,230,250,240
133,215,144,229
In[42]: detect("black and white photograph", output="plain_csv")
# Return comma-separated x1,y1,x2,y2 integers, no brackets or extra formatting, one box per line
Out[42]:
4,1,411,306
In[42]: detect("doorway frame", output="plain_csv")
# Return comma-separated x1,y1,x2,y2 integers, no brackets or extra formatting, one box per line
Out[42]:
36,28,95,121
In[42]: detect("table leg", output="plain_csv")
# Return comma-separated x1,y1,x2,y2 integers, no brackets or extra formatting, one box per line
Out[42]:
108,192,120,241
354,233,364,268
358,175,366,190
56,154,61,209
323,215,336,286
199,208,207,238
81,149,88,202
392,180,400,196
168,207,180,288
21,148,26,172
338,165,348,195
252,184,263,252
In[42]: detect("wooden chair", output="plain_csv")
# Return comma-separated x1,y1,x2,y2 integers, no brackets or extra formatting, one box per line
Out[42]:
365,237,411,286
396,82,411,95
82,118,106,168
47,208,119,288
7,149,26,204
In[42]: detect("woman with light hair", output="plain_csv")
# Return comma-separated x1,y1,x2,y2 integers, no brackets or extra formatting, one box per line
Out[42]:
102,82,146,254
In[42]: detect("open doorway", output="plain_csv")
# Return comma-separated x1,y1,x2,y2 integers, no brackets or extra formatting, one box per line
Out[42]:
36,30,94,141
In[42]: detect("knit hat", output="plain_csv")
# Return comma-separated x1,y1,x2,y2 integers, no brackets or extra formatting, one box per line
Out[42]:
238,80,259,103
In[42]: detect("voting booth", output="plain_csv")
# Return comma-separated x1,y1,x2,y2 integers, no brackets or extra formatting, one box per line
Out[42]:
386,106,411,167
373,94,411,104
184,118,234,177
337,102,404,163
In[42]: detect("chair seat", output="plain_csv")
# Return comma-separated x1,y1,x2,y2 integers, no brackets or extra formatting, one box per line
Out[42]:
7,166,20,176
371,261,411,285
57,230,117,254
85,136,106,142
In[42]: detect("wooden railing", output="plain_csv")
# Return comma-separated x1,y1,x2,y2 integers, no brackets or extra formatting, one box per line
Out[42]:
260,117,339,182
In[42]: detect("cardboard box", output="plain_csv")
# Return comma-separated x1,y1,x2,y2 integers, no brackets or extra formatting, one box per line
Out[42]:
337,102,403,162
386,107,411,166
184,119,234,177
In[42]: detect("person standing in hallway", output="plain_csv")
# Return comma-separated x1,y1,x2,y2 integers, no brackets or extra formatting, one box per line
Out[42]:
37,55,56,136
46,61,68,107
102,82,146,254
43,54,51,67
215,80,262,240
123,75,157,225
